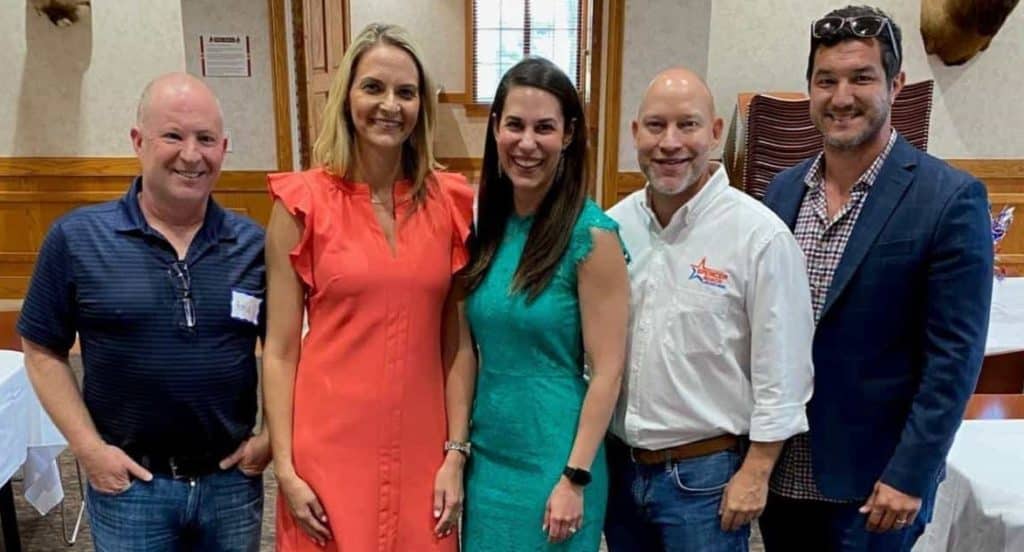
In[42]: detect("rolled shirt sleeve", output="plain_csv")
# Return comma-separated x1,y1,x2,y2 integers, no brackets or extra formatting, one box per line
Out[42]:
746,230,815,442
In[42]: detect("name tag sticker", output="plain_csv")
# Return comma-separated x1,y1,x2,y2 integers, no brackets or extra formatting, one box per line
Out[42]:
231,290,262,325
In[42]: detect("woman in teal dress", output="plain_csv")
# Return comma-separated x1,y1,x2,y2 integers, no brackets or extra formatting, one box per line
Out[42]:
435,57,630,551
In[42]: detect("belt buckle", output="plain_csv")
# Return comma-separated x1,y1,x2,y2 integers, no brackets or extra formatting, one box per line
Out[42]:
168,457,184,480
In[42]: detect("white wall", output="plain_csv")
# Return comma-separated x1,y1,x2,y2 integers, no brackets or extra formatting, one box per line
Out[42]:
351,0,466,96
707,0,1024,160
350,0,488,159
617,0,1024,170
350,0,490,160
618,0,712,170
182,0,278,170
0,1,185,156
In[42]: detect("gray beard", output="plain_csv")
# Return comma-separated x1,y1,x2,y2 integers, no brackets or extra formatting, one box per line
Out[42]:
643,167,698,197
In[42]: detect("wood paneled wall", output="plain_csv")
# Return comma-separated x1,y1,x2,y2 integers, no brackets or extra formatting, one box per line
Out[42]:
957,160,1024,276
0,156,484,299
612,159,1024,276
0,158,271,298
4,156,1019,298
441,157,482,187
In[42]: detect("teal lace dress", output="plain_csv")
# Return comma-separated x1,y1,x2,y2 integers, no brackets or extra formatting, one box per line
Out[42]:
463,200,627,551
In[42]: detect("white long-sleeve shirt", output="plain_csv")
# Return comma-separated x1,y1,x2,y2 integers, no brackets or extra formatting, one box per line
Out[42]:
607,165,814,449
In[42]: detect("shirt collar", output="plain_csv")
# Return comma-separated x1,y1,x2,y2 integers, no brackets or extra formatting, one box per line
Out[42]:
803,129,899,191
641,162,729,231
115,176,237,242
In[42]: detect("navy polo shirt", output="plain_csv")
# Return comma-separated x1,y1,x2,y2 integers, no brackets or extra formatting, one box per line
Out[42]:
18,177,265,460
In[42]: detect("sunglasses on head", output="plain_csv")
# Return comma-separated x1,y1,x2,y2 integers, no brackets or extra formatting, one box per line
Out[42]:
811,15,901,67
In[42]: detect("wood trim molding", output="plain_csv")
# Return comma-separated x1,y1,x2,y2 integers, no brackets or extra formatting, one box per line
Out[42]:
0,158,273,185
615,160,1024,276
438,157,482,172
0,160,274,299
588,0,604,129
615,172,645,199
599,0,625,209
438,92,471,104
948,159,1024,179
465,0,474,104
344,0,352,48
268,0,294,171
0,157,140,177
606,158,1024,199
290,0,310,168
0,158,270,187
614,159,1024,199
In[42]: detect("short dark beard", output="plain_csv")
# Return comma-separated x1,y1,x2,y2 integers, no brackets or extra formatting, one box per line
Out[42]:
821,92,891,151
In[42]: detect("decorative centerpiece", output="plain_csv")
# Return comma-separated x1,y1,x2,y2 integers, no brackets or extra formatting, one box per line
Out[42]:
992,205,1015,279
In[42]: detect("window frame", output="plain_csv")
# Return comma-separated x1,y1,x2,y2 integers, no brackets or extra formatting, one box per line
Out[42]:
443,0,586,117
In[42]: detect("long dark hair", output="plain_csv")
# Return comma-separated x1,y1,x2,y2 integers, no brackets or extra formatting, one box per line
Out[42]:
461,57,588,301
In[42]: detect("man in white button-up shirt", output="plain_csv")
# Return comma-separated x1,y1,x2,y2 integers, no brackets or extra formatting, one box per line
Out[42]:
603,68,815,552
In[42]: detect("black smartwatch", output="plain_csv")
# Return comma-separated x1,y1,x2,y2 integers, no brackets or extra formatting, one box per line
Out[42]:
562,466,592,487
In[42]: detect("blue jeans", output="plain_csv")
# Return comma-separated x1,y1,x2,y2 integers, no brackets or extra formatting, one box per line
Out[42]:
86,468,263,552
604,440,749,552
759,489,936,552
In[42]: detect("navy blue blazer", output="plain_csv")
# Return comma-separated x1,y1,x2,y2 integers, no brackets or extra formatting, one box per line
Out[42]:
763,135,993,500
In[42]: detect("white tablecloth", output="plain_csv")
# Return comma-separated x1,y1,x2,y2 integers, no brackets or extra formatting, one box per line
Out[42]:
986,277,1024,355
915,420,1024,551
0,350,68,514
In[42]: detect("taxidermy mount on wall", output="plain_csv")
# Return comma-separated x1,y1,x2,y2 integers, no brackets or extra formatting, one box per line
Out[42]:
30,0,91,27
921,0,1020,65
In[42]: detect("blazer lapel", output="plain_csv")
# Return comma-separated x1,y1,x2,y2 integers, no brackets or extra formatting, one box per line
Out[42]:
820,137,917,319
770,162,813,230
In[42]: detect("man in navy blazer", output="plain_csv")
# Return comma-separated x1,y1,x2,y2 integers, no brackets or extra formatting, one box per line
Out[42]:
758,6,993,551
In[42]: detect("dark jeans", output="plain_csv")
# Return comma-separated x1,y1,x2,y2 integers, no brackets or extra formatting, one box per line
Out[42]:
86,468,263,552
759,489,936,552
604,439,749,552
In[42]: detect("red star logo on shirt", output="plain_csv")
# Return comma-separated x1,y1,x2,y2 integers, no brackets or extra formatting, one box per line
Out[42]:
689,257,728,289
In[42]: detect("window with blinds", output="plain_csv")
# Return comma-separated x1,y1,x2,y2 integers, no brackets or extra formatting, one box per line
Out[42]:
472,0,583,103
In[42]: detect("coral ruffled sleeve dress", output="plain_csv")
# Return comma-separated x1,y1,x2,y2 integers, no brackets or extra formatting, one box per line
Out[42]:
268,168,473,552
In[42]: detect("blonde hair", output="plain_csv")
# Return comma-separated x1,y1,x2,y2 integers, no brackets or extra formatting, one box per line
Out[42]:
313,23,440,206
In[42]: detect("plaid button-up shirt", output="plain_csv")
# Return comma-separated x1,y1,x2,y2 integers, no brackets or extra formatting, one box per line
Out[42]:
770,130,899,501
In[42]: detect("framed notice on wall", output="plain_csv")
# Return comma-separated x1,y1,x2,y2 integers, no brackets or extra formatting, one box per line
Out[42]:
200,34,252,77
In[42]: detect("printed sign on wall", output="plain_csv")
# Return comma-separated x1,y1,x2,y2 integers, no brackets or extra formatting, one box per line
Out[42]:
200,34,252,77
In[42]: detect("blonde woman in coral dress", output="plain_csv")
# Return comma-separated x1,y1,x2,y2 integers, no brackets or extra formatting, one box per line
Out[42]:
262,23,471,552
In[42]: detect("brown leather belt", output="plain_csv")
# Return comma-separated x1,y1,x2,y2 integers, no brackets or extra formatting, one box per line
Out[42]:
628,434,740,465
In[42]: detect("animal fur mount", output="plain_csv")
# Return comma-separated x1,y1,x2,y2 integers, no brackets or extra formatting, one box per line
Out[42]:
30,0,91,27
921,0,1020,65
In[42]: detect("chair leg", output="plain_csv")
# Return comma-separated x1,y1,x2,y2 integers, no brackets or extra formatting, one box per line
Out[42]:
57,460,86,545
1,479,22,552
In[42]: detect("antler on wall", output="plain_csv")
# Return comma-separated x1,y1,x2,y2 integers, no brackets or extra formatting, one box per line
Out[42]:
921,0,1020,65
30,0,91,27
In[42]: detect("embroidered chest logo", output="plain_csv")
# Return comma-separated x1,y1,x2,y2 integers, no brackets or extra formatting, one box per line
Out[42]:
689,257,728,289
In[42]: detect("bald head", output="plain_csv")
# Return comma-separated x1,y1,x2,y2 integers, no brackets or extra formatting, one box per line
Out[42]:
130,72,228,214
631,66,723,200
135,72,224,130
638,67,716,120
